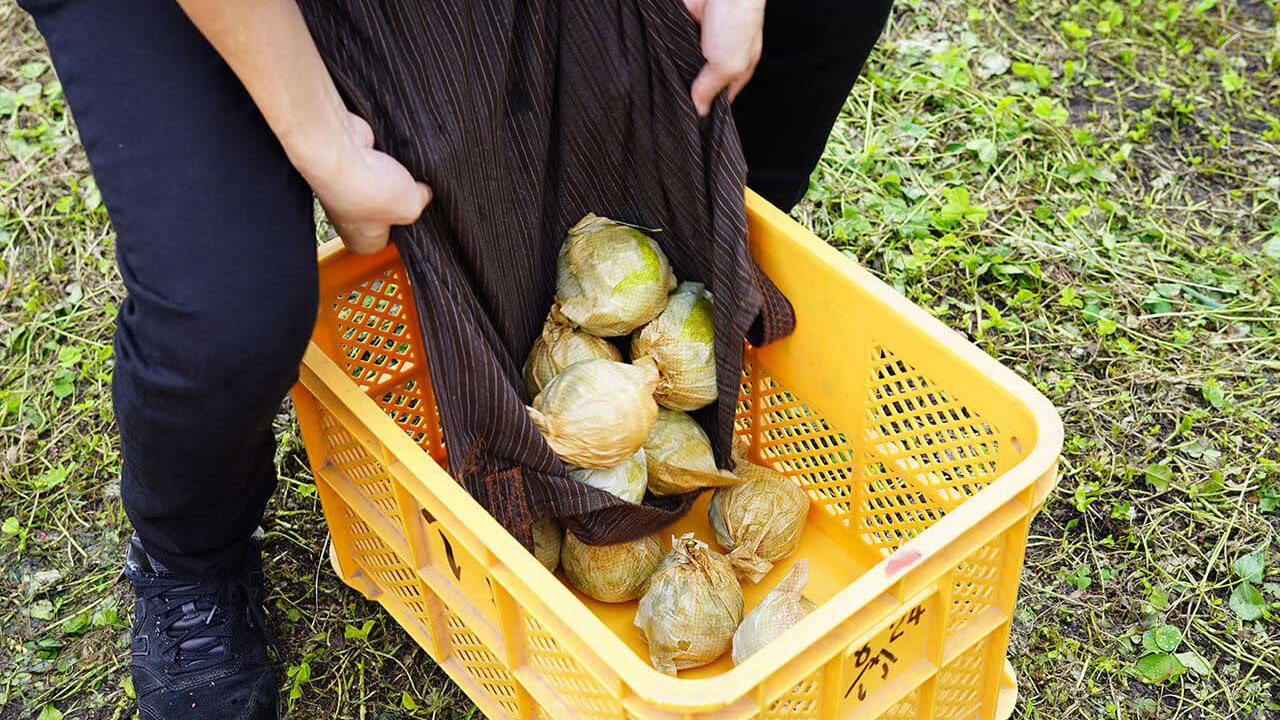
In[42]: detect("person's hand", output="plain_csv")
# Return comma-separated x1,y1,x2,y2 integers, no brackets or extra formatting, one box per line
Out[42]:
302,112,432,255
172,0,431,254
684,0,765,117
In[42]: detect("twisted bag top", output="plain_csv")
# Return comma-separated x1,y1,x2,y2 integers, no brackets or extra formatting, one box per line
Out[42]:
298,0,794,549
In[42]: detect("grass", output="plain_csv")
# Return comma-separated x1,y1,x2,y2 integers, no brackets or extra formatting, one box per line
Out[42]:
1,0,1278,718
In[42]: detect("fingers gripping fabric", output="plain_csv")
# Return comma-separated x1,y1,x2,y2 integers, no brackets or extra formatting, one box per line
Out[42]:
296,0,795,548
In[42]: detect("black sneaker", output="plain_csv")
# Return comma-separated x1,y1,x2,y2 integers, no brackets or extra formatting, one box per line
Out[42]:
124,535,280,720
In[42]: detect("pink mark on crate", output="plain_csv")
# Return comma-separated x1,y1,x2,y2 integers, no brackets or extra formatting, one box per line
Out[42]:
886,548,922,576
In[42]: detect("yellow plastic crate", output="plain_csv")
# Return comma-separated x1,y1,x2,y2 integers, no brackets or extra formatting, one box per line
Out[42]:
290,190,1063,720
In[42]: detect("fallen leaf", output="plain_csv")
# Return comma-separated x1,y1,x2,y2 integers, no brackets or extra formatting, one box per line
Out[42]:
977,51,1012,78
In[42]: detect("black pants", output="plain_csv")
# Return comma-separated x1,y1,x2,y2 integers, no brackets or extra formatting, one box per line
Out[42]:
21,0,893,579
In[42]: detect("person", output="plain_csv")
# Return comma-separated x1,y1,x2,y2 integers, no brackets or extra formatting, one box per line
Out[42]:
16,0,894,717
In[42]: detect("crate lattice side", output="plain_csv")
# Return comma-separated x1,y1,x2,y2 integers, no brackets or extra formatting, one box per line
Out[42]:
295,247,1044,720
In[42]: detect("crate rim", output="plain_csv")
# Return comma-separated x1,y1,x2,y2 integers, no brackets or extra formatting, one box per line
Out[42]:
302,194,1064,709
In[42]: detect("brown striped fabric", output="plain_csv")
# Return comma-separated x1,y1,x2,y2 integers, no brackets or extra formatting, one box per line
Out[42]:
297,0,795,549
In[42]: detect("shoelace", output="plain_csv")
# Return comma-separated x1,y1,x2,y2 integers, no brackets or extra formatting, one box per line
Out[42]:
139,575,279,674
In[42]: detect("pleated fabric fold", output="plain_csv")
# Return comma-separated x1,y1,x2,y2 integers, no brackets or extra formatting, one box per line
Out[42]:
298,0,794,549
